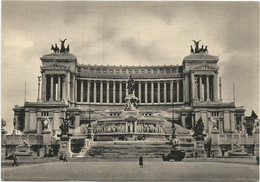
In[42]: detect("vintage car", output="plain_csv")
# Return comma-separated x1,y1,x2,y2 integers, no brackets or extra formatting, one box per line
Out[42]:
162,148,185,161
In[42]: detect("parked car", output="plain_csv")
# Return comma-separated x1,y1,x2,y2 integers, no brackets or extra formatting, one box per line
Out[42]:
162,148,185,161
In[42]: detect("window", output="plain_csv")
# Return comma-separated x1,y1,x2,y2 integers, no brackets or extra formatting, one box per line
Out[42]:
103,69,107,73
141,70,145,73
122,70,126,73
129,70,132,73
110,69,113,73
97,69,100,72
148,70,151,73
91,68,94,72
41,111,49,116
116,70,119,73
135,70,138,73
212,112,219,117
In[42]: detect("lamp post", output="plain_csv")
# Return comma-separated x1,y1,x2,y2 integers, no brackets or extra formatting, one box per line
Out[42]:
89,81,92,128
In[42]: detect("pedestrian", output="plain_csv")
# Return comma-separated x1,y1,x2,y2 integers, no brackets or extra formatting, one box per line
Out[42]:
256,155,259,165
12,154,18,167
212,153,215,159
139,155,143,168
63,154,68,162
59,154,64,161
194,151,198,158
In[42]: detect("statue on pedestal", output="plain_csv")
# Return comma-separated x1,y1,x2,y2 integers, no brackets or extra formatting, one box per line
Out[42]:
60,39,67,53
193,40,201,53
127,75,135,95
124,76,139,111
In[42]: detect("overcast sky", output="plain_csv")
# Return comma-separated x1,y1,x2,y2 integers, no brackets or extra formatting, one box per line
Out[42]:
1,1,259,133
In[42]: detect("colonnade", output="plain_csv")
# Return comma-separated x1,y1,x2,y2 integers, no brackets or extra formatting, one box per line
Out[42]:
76,79,184,104
41,72,73,102
191,73,218,102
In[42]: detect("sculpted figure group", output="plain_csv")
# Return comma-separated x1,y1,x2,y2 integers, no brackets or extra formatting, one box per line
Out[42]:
190,40,208,54
51,39,70,53
94,123,164,134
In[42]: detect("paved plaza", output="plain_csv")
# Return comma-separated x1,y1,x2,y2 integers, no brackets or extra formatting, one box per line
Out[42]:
2,159,259,181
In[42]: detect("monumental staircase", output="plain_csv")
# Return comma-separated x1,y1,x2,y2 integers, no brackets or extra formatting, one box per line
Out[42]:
79,124,195,159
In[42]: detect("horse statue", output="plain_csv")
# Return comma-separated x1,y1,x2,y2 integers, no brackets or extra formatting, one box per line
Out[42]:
66,45,70,53
193,40,201,53
203,46,208,54
199,45,204,53
190,45,194,54
60,39,67,53
51,44,59,53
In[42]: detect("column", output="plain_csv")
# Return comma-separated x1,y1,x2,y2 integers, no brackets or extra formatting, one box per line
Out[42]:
71,75,75,102
151,81,154,103
94,81,96,103
24,111,30,132
186,76,190,102
57,76,61,101
113,81,116,103
125,122,128,133
66,72,70,100
219,77,222,101
206,75,210,101
191,72,195,101
182,80,186,102
119,81,122,104
50,75,54,101
74,78,77,102
100,81,103,103
106,81,109,103
170,80,173,103
62,77,65,100
164,81,167,103
177,80,179,102
194,77,198,101
213,74,218,101
199,76,202,101
181,115,186,128
37,120,42,134
80,80,83,102
158,82,160,104
87,80,91,103
145,82,148,103
138,82,141,103
41,72,46,101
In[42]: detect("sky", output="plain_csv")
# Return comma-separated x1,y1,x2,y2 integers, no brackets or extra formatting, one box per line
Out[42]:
1,1,259,133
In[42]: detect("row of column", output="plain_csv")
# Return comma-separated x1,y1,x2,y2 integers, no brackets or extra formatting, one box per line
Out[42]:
41,72,72,102
191,73,218,102
77,80,184,104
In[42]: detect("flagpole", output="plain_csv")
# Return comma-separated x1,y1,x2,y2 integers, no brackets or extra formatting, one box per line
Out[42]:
24,81,27,103
233,82,235,103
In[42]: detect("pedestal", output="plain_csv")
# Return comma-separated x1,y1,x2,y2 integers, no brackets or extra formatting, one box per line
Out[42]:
124,94,139,111
194,140,206,158
58,137,72,157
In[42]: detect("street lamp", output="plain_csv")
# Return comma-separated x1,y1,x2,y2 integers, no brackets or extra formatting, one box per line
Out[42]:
88,80,92,128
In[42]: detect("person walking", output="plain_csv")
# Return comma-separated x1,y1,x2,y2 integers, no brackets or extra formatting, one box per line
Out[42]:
63,155,68,162
256,155,259,165
12,154,18,167
139,155,143,168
